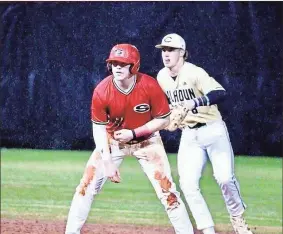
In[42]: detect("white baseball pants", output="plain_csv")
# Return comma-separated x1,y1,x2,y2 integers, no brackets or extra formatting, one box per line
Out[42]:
178,120,246,230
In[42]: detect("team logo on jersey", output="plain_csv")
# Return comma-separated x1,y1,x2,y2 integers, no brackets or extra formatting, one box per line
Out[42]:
133,104,150,113
114,49,125,57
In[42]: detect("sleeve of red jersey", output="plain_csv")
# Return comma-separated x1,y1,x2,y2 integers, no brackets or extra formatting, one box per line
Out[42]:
91,90,108,125
149,80,171,119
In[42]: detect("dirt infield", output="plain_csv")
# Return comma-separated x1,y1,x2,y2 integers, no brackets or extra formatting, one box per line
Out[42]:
1,219,236,234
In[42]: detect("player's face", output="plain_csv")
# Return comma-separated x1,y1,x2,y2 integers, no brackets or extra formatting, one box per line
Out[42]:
161,47,183,69
111,61,132,80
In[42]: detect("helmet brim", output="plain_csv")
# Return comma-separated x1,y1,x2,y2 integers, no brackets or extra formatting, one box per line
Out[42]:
106,57,132,64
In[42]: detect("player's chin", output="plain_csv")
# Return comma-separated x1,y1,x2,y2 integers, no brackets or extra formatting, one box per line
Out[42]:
163,63,173,68
114,75,126,80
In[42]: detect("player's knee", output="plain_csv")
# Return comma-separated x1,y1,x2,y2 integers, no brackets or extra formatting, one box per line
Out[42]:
214,174,233,186
179,178,200,194
160,192,181,211
87,150,102,167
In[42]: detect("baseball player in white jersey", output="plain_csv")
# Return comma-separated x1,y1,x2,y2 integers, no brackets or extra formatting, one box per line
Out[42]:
155,33,253,234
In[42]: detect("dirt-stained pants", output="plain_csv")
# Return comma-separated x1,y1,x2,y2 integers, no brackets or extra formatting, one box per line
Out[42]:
65,133,194,234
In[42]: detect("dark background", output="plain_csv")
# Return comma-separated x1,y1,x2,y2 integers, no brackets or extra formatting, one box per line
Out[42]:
0,2,282,156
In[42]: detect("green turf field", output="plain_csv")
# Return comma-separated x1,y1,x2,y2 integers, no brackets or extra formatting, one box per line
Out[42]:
1,149,282,233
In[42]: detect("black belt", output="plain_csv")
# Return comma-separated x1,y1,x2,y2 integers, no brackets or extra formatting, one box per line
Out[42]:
125,133,154,145
188,122,206,129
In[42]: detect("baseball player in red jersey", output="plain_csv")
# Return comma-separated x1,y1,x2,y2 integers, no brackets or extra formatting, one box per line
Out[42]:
65,44,194,234
155,34,253,234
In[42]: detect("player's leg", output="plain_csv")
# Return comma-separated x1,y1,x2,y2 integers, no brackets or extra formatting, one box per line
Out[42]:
65,150,124,234
178,128,216,234
206,121,252,234
133,135,194,234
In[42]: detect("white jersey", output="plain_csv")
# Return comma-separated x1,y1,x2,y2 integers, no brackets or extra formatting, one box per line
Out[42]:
157,62,224,127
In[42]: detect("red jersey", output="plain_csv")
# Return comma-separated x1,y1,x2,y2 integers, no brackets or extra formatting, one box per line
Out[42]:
91,73,170,137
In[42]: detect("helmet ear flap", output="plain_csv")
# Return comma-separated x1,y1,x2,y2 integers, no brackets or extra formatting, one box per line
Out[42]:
130,62,140,74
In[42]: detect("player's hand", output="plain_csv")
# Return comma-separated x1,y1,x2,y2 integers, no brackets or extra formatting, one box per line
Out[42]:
114,129,134,143
103,160,121,183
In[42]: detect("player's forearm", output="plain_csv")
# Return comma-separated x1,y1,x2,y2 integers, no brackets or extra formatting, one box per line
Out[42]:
192,90,227,107
145,116,170,132
92,123,111,161
131,117,169,139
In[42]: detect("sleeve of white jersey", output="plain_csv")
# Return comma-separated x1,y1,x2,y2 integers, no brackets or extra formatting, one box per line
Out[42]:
195,67,225,94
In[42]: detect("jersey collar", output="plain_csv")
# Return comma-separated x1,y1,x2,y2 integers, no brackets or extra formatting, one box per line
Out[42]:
112,75,137,95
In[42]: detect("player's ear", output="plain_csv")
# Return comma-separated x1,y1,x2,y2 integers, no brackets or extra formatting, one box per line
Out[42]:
184,50,188,60
180,49,185,57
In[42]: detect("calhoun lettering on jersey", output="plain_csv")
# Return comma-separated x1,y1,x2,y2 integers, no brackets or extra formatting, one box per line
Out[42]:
166,88,196,104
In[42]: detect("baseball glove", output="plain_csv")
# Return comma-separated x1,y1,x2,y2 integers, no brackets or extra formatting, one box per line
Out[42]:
165,105,189,131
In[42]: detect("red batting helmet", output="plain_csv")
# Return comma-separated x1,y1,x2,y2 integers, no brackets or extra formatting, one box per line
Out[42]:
106,44,140,74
